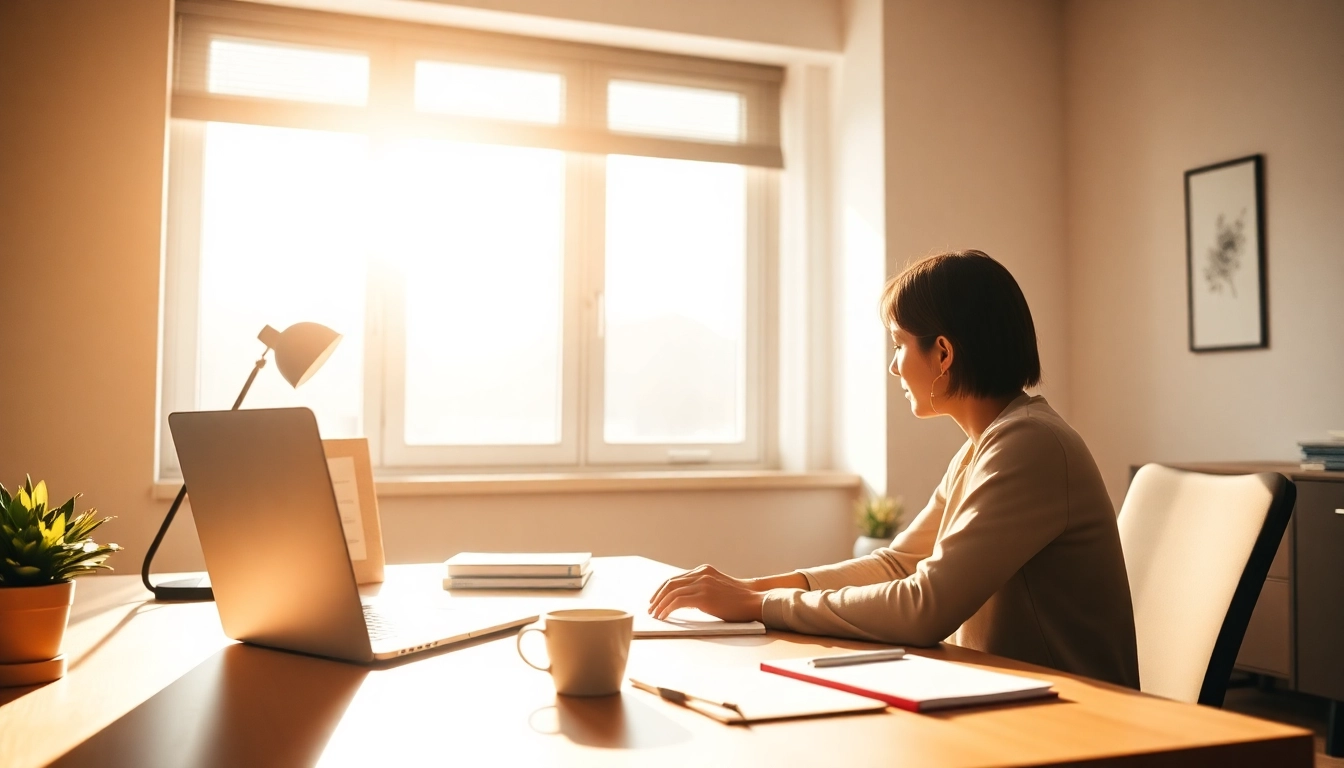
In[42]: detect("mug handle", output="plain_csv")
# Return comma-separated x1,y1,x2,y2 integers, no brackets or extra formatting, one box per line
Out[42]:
516,625,551,672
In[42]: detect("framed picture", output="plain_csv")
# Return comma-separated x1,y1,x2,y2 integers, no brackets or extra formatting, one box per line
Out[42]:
323,437,386,584
1185,154,1267,352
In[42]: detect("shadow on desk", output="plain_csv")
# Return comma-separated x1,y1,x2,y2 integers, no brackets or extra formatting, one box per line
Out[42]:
48,644,366,768
529,695,693,749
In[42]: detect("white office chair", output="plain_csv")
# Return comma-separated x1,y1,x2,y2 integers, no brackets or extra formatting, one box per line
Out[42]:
1118,464,1295,706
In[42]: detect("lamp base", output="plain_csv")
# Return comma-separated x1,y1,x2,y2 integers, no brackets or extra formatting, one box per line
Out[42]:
151,576,214,602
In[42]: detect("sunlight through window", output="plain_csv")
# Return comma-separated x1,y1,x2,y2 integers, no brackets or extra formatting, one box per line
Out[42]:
604,155,746,444
197,122,368,437
169,7,780,471
415,61,563,124
608,80,742,143
208,38,369,106
384,141,566,445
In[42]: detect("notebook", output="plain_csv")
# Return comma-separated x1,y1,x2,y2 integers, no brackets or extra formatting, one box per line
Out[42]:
633,608,766,638
442,569,593,590
169,407,539,663
628,668,888,724
445,552,591,577
761,654,1057,712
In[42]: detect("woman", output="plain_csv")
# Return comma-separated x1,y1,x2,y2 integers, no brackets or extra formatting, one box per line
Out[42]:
648,250,1140,688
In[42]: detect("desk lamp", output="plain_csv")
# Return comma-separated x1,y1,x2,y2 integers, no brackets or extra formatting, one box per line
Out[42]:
141,321,342,601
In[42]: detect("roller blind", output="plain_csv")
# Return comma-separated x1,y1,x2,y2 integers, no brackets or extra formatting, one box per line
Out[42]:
173,0,784,168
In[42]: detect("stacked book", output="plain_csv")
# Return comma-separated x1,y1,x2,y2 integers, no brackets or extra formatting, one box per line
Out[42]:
1299,433,1344,471
442,552,592,590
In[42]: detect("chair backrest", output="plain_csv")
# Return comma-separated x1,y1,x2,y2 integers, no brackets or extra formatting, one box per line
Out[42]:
1118,464,1295,706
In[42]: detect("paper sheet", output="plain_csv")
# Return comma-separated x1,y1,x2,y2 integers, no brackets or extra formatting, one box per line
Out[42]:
633,608,765,637
327,456,367,561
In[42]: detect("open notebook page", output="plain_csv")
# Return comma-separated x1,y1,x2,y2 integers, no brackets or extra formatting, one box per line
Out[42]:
627,667,886,723
633,608,765,637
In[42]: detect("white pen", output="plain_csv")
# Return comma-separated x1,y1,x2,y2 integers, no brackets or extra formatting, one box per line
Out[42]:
808,648,906,667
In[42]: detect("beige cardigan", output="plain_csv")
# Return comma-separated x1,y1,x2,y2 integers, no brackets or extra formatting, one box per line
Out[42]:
761,394,1140,688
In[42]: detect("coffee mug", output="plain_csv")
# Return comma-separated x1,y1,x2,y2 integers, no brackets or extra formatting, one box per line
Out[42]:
516,608,633,696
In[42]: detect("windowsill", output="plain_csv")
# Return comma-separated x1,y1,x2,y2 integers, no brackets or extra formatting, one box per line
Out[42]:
152,470,861,500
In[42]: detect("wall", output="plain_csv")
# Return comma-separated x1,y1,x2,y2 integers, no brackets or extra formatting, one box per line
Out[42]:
0,0,858,581
0,0,175,569
881,0,1070,514
1065,0,1344,506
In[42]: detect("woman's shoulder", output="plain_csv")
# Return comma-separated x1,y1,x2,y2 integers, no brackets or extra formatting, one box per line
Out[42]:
980,396,1088,460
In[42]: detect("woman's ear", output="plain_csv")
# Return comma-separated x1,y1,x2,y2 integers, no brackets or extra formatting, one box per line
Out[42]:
934,336,954,374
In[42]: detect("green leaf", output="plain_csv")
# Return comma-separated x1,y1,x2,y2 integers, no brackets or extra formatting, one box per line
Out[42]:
0,478,117,584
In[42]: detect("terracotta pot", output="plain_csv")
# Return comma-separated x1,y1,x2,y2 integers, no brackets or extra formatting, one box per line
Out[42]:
0,580,75,664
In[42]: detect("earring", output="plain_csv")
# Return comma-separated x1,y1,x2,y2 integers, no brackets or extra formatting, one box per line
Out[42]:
929,371,948,414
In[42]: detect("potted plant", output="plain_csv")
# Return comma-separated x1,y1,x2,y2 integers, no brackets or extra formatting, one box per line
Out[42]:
853,494,904,558
0,476,120,687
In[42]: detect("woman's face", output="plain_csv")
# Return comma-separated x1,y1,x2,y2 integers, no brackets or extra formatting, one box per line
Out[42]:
889,325,944,417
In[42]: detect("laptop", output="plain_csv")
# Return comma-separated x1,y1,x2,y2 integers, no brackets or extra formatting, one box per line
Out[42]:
168,407,538,663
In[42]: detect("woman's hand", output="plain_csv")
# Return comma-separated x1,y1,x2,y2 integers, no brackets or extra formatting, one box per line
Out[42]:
647,565,765,622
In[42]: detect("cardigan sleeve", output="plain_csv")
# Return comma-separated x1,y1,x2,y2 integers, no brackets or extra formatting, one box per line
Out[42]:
760,420,1070,645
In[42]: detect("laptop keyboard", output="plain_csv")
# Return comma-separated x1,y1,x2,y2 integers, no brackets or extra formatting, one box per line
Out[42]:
362,605,398,641
362,602,485,644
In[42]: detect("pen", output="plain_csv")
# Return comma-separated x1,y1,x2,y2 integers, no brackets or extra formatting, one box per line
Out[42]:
629,678,744,718
808,648,906,667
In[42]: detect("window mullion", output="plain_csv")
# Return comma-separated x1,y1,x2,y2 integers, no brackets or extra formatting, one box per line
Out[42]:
578,152,607,468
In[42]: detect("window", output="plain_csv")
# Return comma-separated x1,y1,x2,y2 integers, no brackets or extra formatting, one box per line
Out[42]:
161,2,782,477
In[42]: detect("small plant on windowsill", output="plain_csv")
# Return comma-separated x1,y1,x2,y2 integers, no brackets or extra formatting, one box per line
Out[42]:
853,494,903,559
0,476,120,687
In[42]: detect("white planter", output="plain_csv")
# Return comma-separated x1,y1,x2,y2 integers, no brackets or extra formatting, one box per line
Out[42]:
853,535,893,559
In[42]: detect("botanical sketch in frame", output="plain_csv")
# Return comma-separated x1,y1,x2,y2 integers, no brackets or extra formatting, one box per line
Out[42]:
1185,154,1267,352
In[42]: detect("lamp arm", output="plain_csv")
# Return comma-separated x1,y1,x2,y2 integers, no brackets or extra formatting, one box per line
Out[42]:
142,348,272,601
230,352,270,411
141,484,187,595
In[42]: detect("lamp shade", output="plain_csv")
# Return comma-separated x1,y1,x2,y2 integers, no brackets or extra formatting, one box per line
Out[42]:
257,322,342,388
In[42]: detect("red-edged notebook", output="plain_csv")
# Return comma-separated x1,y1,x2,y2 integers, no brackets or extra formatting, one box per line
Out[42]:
760,654,1057,712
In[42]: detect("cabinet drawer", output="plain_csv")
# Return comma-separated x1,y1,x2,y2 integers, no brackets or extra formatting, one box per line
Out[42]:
1295,480,1344,700
1234,578,1291,678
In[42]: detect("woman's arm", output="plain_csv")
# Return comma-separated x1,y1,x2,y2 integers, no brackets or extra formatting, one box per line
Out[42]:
647,443,965,622
748,572,809,591
762,422,1070,645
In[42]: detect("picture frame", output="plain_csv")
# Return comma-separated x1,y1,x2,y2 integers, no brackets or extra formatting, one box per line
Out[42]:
1185,154,1267,352
323,437,386,584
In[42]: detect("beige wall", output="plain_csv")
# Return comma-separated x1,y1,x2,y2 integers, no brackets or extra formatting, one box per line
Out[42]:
1065,0,1344,506
0,0,175,569
0,0,858,581
881,0,1070,513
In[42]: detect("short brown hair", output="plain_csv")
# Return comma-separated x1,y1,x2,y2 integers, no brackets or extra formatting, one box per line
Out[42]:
880,250,1041,398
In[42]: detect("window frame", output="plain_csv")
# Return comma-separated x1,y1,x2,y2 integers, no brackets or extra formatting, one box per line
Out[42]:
160,0,783,478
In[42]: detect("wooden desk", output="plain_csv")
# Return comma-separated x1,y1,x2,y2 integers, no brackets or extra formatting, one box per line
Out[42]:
0,557,1313,767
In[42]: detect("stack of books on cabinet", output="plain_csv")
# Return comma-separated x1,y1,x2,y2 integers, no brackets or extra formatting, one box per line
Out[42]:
442,552,592,590
1299,432,1344,471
